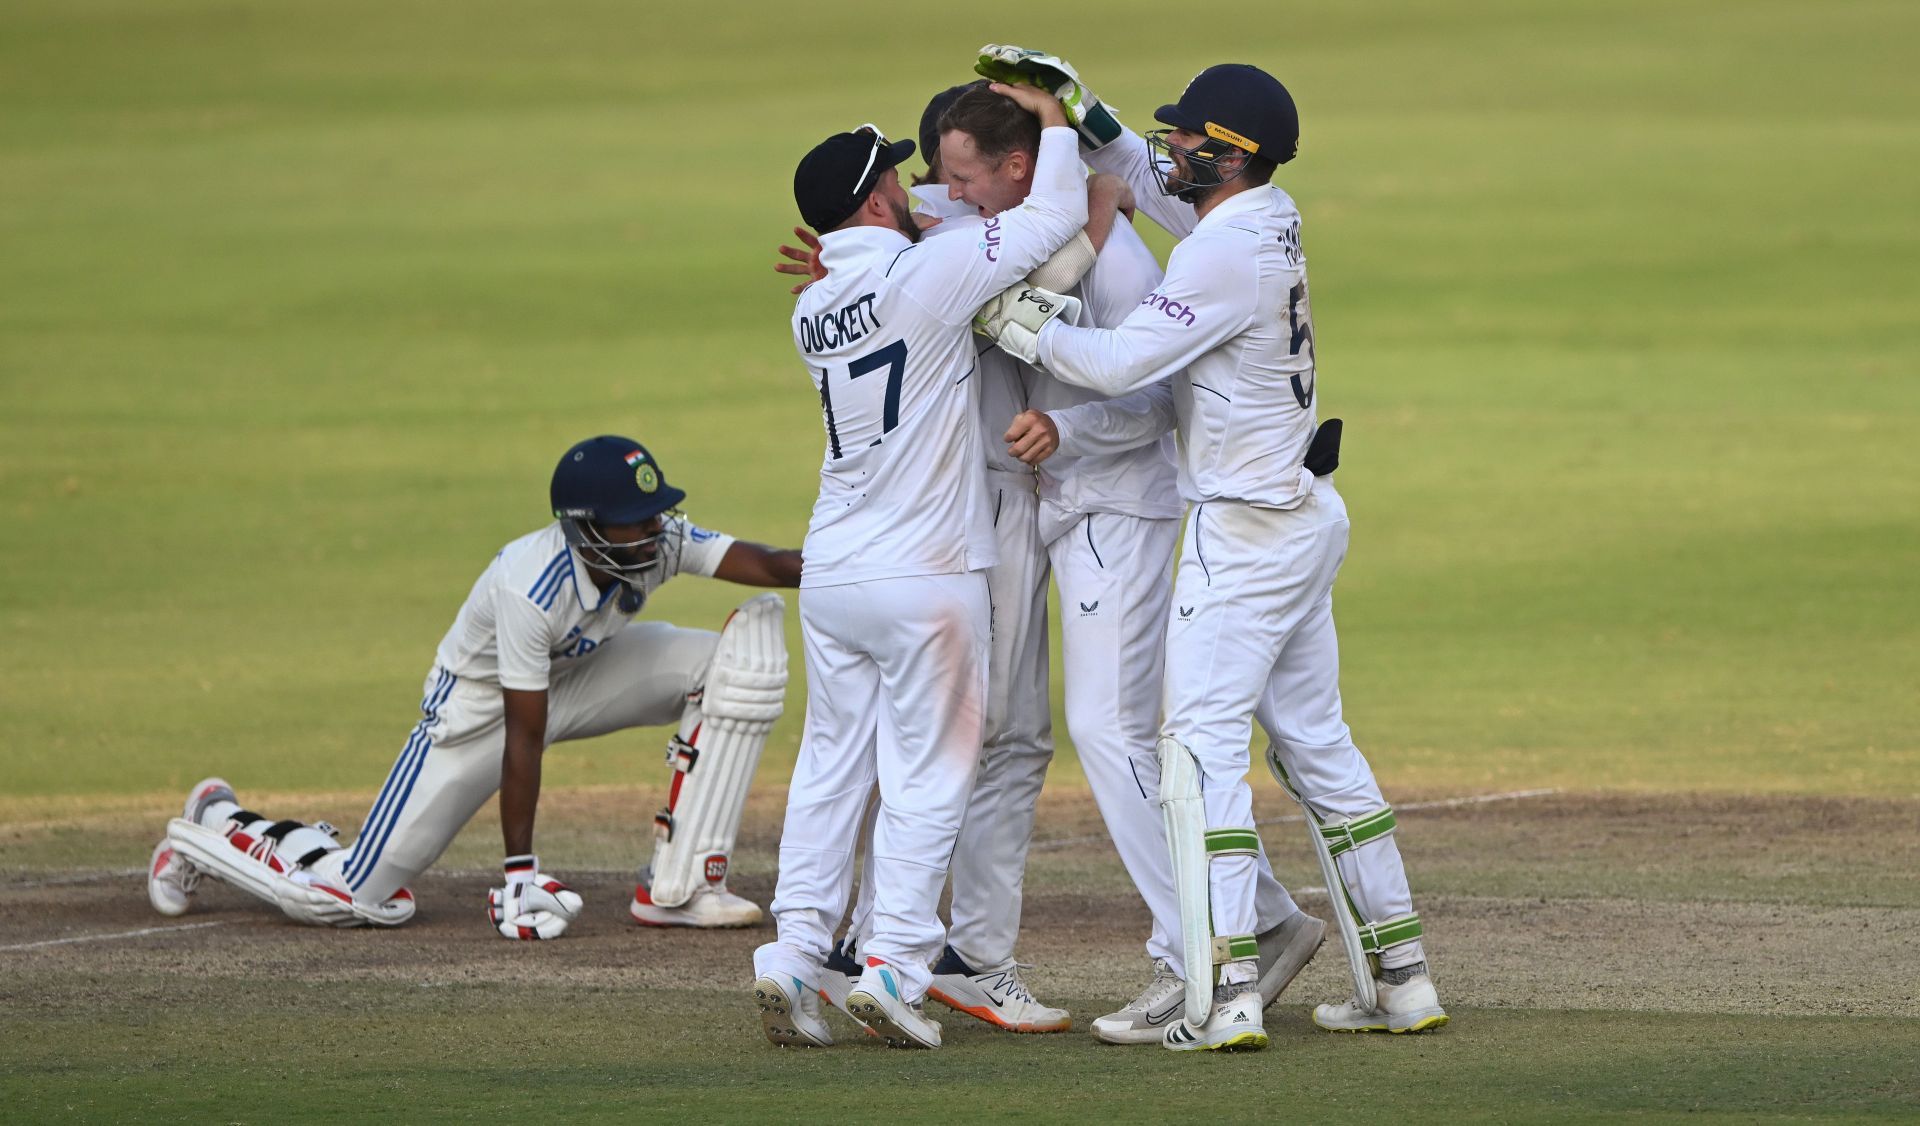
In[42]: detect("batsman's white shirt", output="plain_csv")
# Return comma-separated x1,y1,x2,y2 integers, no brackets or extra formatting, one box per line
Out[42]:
434,517,733,690
341,518,734,903
1047,130,1320,510
793,125,1089,587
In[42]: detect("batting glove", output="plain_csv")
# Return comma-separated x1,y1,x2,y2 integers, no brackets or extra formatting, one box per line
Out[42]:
486,854,584,940
975,44,1124,150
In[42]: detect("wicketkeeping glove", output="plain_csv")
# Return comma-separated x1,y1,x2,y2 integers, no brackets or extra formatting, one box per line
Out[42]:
486,854,584,940
974,283,1082,366
975,44,1124,151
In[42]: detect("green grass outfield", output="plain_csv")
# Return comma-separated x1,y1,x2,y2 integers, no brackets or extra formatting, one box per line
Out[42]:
3,0,1916,800
2,3,1919,1120
4,984,1914,1123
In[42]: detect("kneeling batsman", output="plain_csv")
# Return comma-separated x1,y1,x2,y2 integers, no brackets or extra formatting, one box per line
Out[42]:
148,434,803,938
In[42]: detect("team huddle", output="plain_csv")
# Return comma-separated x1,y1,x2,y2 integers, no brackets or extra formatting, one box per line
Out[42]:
141,44,1446,1056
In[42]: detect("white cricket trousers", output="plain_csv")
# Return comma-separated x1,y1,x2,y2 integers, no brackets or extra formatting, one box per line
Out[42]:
756,572,990,1003
945,475,1054,970
1161,479,1425,970
1052,512,1298,978
840,481,1051,971
332,622,717,905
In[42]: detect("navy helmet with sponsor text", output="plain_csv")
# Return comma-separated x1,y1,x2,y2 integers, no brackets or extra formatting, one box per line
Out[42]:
1155,63,1299,163
550,435,685,581
1148,63,1298,201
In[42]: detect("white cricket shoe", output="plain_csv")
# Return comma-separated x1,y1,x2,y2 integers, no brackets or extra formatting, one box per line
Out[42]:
183,777,237,825
1257,910,1327,1007
146,838,199,917
845,960,943,1049
754,974,833,1048
927,945,1071,1033
1314,964,1449,1033
629,881,762,928
1091,957,1186,1045
1163,983,1268,1053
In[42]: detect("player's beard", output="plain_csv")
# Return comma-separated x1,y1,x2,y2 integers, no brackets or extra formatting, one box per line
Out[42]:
889,195,922,244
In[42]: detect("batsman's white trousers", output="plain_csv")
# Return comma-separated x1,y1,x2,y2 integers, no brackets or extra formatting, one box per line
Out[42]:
756,572,990,1003
1052,511,1299,977
1162,479,1424,969
338,622,717,905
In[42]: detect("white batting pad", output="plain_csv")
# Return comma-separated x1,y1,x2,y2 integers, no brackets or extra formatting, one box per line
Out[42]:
648,593,788,907
1158,736,1213,1027
1265,744,1377,1012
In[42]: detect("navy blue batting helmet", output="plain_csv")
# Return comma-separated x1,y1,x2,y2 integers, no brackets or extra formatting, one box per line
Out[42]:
550,435,685,526
1155,64,1299,164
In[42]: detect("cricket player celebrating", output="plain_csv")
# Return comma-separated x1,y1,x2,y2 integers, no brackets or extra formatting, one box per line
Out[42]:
146,436,801,938
751,82,1086,1051
936,79,1329,1044
779,82,1170,1038
973,47,1448,1051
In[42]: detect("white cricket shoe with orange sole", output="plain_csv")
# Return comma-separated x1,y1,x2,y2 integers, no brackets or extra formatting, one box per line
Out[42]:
927,945,1071,1033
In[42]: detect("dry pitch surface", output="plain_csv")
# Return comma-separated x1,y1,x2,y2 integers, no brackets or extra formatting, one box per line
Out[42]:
4,787,1917,1121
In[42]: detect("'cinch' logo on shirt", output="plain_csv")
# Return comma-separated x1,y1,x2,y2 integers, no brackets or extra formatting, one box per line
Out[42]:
1141,291,1197,326
978,216,1003,262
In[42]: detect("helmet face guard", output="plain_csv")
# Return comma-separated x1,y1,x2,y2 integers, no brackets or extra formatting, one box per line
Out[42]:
1145,128,1251,204
560,512,679,586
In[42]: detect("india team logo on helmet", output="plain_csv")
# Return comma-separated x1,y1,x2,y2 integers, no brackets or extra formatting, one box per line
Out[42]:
549,436,687,584
624,449,661,494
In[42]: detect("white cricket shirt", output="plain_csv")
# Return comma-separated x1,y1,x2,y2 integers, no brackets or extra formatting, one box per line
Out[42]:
908,185,1034,481
433,516,734,691
1045,128,1321,509
914,181,1179,534
793,125,1088,587
1027,215,1182,536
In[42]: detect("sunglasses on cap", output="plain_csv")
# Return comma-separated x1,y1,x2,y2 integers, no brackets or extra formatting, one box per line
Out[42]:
851,123,890,195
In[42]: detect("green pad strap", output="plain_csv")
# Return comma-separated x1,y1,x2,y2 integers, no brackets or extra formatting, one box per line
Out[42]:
1355,912,1422,954
1205,827,1260,857
1320,807,1397,857
1210,934,1259,964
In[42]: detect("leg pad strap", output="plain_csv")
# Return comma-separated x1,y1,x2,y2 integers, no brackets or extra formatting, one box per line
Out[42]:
1356,912,1423,954
1211,933,1259,963
1320,806,1397,857
1205,827,1260,857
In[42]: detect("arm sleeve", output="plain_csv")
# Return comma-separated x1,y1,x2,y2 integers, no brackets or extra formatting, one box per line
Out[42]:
1075,217,1164,329
666,516,737,579
1038,232,1256,397
1050,378,1177,457
893,126,1091,323
1083,126,1197,240
494,590,556,692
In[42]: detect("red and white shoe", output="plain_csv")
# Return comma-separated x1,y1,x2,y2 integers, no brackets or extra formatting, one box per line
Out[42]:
629,882,762,928
147,839,200,917
183,777,237,825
